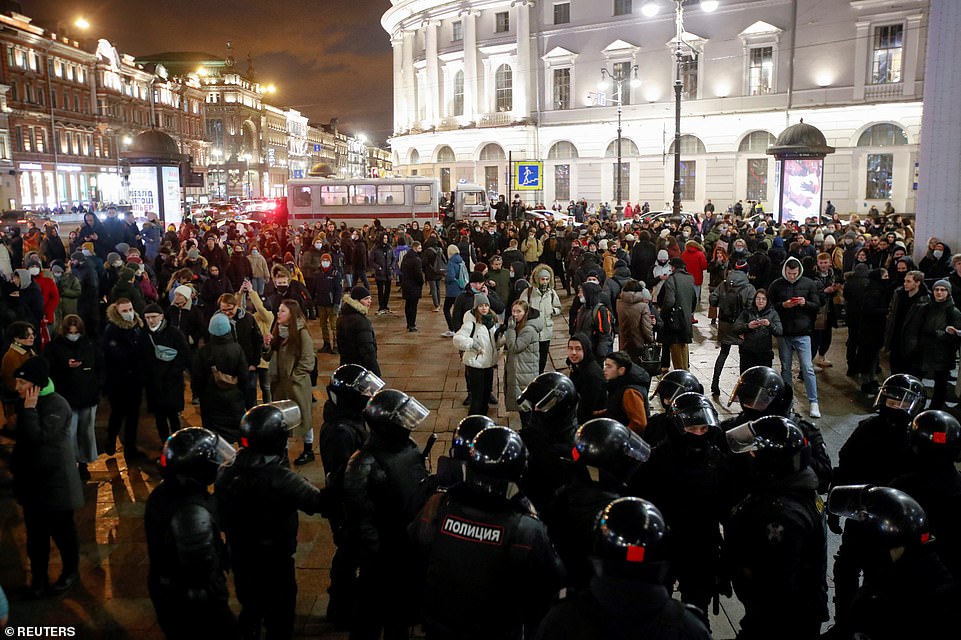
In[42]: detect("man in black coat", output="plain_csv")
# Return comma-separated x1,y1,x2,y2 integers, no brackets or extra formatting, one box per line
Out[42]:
567,334,606,425
629,231,657,285
103,299,147,458
336,286,381,377
217,291,264,409
399,241,424,332
312,253,344,353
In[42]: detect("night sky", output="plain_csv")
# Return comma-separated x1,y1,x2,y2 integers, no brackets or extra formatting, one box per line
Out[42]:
24,0,394,143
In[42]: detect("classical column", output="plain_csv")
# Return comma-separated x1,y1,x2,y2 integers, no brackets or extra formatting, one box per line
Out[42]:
916,0,961,255
392,34,406,132
463,10,478,121
425,21,440,125
402,30,416,129
512,0,532,118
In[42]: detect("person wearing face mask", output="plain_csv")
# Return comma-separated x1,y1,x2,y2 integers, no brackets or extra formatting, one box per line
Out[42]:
5,268,45,333
919,239,952,283
246,245,270,296
268,300,316,465
519,265,562,373
25,257,60,334
193,313,248,444
141,304,191,443
300,235,325,284
44,315,102,481
225,244,253,291
100,251,124,300
199,264,234,323
103,298,146,458
312,252,344,351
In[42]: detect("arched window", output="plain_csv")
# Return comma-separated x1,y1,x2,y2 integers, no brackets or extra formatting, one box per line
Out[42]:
409,149,420,164
436,145,455,163
495,64,513,112
668,135,706,154
858,123,908,147
738,131,776,153
548,141,579,160
605,138,639,157
479,143,506,161
452,70,464,117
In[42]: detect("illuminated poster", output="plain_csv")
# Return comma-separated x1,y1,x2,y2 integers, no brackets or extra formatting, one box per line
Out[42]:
129,166,158,217
779,159,823,223
162,166,183,227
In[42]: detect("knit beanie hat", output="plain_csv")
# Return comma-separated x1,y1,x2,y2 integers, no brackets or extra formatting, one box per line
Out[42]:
174,285,194,310
208,313,231,337
106,252,121,265
143,303,164,316
657,249,669,262
187,248,200,260
469,271,486,284
934,279,951,291
14,356,49,388
350,284,371,300
473,293,491,308
115,242,130,256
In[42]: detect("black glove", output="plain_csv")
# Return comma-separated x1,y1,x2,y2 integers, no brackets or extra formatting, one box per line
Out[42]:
828,512,844,535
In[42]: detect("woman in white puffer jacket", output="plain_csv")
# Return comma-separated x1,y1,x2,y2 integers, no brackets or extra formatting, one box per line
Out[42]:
453,293,500,416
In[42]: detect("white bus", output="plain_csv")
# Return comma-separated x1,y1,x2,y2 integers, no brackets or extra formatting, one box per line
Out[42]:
286,177,490,227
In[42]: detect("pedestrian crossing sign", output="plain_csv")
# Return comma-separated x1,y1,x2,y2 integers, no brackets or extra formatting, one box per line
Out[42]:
512,161,543,191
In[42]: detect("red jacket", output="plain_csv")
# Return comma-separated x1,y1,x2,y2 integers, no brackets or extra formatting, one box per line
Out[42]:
681,245,708,286
34,272,60,325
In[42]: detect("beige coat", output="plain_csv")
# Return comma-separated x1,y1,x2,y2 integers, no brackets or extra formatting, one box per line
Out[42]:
268,318,315,436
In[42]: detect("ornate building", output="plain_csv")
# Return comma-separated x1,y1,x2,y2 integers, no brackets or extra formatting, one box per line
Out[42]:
382,0,927,215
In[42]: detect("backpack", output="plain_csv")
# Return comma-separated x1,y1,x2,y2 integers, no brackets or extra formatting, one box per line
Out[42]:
719,283,746,323
456,260,469,289
432,248,446,275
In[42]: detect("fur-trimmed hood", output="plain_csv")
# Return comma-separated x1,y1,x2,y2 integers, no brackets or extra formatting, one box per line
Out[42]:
530,263,555,284
342,294,368,316
106,302,144,329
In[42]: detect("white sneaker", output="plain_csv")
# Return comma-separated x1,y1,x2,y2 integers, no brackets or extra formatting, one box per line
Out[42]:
442,330,455,337
809,402,821,419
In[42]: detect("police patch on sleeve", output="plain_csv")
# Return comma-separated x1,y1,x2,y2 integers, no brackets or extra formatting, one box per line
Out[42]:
442,515,505,545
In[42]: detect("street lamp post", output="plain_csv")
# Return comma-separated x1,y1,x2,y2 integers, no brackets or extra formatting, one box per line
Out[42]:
599,65,639,220
644,0,718,217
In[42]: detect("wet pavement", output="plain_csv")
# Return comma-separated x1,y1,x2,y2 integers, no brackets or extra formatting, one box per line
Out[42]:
0,284,921,638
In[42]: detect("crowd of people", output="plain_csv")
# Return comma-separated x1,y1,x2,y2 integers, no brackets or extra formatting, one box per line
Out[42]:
1,198,961,639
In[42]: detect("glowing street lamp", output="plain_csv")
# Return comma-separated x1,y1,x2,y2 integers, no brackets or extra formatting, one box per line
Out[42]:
599,64,640,219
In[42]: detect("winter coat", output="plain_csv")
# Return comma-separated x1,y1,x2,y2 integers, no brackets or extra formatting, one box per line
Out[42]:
844,266,891,349
110,277,146,315
11,389,83,511
573,282,615,360
369,243,396,282
681,245,708,286
521,236,543,263
884,288,930,357
200,274,234,317
226,253,253,290
400,250,424,300
143,322,192,413
733,301,783,355
165,303,205,347
57,271,82,317
337,295,380,376
312,265,344,307
44,334,102,409
247,251,270,279
660,268,697,344
453,311,500,369
445,252,466,298
193,334,248,440
567,334,607,425
767,258,821,337
34,272,60,325
269,318,315,437
616,291,655,356
920,298,961,372
501,312,544,411
102,302,146,387
710,270,757,346
519,263,562,341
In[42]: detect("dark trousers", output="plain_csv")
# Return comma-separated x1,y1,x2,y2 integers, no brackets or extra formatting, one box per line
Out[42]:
234,555,297,640
23,506,79,586
890,349,921,378
712,344,732,389
443,295,457,331
107,385,142,453
243,370,259,409
352,270,369,288
376,279,391,311
538,340,550,374
738,348,774,373
352,559,411,640
930,370,951,409
328,519,360,625
154,410,181,441
150,580,238,640
811,327,833,358
404,297,419,329
466,366,494,416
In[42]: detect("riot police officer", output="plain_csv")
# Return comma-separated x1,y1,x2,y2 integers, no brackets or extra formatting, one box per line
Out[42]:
642,369,704,447
344,388,433,640
516,371,579,512
830,373,925,624
724,415,828,640
630,392,733,623
547,418,651,588
215,401,326,640
535,497,711,640
434,414,495,489
724,366,832,492
146,427,237,639
317,364,385,629
410,426,565,639
890,410,961,583
827,485,957,640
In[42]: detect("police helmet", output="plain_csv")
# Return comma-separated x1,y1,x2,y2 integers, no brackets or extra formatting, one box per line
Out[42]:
591,497,670,581
363,388,430,433
828,485,930,550
874,374,925,421
729,366,785,413
328,364,385,410
160,427,236,485
451,415,497,461
239,400,302,455
572,418,651,482
653,370,704,411
670,392,720,450
726,415,808,477
517,372,578,416
468,426,528,482
911,410,961,462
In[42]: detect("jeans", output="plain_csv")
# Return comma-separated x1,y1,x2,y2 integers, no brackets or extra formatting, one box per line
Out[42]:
712,344,732,389
376,279,391,311
778,335,818,403
257,367,272,404
251,277,265,296
428,280,441,308
69,405,98,463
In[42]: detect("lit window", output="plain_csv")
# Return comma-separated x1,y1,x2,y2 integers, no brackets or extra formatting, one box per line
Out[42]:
555,164,570,200
452,20,463,42
613,163,630,201
351,184,377,205
614,0,632,17
679,161,696,200
452,70,464,116
414,185,433,204
748,47,773,95
866,154,894,199
554,3,571,25
495,64,513,112
377,184,405,204
746,158,768,201
872,24,903,84
613,61,633,105
553,68,571,110
495,11,510,33
320,185,348,205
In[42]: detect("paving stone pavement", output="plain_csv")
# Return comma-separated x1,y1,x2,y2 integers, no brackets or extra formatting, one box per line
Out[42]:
0,283,928,638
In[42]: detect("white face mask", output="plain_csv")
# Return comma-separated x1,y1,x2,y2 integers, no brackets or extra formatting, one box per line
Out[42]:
82,249,92,257
28,266,40,276
321,260,331,268
120,311,136,322
112,261,123,268
148,321,162,332
934,250,944,259
579,295,586,304
315,243,323,250
66,333,80,342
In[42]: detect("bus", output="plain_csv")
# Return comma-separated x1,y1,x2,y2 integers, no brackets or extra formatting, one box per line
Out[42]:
286,177,490,227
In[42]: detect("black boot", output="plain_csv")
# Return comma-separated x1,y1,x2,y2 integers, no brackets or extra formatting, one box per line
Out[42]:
294,443,315,466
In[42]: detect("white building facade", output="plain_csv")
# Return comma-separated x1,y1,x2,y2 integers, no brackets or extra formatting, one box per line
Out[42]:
382,0,928,216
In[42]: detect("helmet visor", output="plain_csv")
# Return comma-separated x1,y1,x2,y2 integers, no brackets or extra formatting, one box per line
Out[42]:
877,386,923,415
351,370,387,397
725,422,759,454
392,396,430,430
268,399,303,432
624,430,653,463
826,485,872,521
518,386,567,413
654,380,685,408
729,380,774,411
675,405,720,431
214,434,238,466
